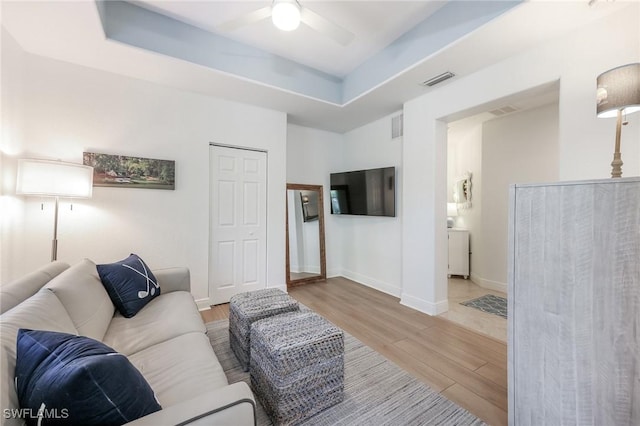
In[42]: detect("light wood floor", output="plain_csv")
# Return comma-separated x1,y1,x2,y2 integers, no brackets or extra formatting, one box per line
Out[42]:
442,278,507,342
201,277,507,426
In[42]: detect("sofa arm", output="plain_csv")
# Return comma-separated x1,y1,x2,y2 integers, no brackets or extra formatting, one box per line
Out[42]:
153,267,191,293
126,382,256,426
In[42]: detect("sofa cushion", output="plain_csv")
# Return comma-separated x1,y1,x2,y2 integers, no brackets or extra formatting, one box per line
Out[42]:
45,259,114,341
1,261,69,315
102,291,206,355
97,254,160,318
0,289,77,424
128,332,228,407
15,329,161,426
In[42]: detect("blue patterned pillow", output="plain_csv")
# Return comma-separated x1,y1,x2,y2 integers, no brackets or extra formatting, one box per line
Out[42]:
97,254,160,318
15,329,161,426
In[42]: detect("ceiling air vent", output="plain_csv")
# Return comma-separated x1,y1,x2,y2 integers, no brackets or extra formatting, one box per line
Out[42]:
391,114,403,139
422,71,455,87
489,105,519,116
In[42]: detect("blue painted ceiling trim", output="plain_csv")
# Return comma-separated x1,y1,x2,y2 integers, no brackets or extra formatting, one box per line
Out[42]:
100,1,343,104
98,1,522,106
343,1,522,103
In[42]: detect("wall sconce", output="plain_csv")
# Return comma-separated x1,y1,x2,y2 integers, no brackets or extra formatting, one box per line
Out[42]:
16,159,94,261
447,203,458,228
596,63,640,178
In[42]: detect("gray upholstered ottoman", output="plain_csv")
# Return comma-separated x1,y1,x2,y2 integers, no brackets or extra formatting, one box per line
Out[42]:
229,288,299,371
250,311,344,425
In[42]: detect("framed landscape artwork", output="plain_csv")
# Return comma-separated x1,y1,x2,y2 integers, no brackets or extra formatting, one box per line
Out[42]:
83,152,175,190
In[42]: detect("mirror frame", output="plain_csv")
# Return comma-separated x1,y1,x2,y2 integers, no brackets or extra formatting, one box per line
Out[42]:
286,183,326,288
453,171,472,209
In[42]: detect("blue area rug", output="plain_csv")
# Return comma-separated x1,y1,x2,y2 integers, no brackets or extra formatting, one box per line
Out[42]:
461,294,507,319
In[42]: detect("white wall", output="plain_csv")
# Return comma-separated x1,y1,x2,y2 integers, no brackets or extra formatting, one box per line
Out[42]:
0,30,26,283
447,115,484,278
447,104,559,294
300,218,320,273
287,115,403,297
339,113,403,297
480,103,559,291
403,5,640,315
286,191,302,271
286,190,321,274
286,124,343,277
0,35,287,307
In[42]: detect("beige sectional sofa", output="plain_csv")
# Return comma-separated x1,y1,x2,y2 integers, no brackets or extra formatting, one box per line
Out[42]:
0,259,256,425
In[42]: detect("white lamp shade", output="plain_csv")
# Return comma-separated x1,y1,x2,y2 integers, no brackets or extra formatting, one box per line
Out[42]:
16,159,93,198
447,203,458,217
272,0,300,31
597,63,640,118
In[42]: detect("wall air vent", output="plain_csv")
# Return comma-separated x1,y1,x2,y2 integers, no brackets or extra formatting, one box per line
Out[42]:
422,71,455,87
391,114,404,139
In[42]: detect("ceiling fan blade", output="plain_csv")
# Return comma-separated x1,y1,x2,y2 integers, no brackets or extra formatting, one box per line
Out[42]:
217,6,272,33
300,7,355,46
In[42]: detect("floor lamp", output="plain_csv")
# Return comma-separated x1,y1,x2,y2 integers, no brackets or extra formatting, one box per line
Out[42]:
596,63,640,178
16,159,94,262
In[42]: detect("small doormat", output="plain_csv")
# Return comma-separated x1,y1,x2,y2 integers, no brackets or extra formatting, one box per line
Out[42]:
461,294,507,319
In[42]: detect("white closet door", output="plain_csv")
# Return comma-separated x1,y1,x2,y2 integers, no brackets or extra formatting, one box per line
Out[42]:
209,145,267,304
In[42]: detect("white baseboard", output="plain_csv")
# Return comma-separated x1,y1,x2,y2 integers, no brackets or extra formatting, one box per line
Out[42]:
471,273,507,293
268,284,288,293
336,272,447,316
302,266,321,274
327,269,341,278
196,297,212,311
340,269,401,298
400,292,448,316
290,266,320,274
197,283,288,311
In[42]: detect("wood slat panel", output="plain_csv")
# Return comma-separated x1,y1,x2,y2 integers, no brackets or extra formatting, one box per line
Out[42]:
509,178,640,426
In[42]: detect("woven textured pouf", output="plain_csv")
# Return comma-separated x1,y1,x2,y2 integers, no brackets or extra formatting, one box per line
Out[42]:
229,288,299,371
250,311,344,425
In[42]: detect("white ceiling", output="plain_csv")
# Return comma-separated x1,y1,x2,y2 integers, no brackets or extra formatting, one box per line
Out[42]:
1,1,632,133
133,1,448,78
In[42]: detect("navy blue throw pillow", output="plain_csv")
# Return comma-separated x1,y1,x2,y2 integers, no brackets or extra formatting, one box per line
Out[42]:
97,254,160,318
15,329,161,426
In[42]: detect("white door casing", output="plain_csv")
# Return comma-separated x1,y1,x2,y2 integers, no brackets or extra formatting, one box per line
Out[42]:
209,145,267,304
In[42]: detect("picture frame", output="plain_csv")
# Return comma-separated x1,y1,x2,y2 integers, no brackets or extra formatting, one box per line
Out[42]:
83,152,175,190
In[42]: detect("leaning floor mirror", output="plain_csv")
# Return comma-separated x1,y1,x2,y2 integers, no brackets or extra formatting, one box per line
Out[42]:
286,183,326,287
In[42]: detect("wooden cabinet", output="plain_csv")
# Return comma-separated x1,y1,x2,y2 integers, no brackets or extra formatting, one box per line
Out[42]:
447,229,469,279
508,177,640,426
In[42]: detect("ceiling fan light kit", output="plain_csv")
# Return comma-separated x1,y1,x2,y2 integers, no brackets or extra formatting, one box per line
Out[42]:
272,0,301,31
218,0,354,46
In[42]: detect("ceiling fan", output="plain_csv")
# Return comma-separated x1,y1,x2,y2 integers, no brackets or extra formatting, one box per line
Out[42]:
218,0,355,46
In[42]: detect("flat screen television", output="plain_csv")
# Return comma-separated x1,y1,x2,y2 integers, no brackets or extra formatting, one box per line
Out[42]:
330,167,395,217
